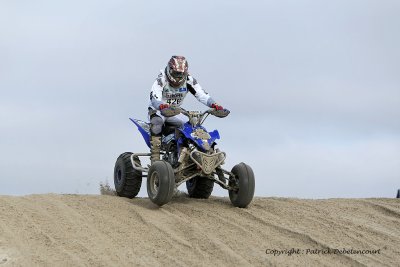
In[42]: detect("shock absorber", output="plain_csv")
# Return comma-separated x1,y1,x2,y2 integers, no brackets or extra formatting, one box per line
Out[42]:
178,147,188,164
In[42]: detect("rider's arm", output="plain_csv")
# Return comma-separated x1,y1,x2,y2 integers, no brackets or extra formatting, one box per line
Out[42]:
187,75,216,107
149,73,167,110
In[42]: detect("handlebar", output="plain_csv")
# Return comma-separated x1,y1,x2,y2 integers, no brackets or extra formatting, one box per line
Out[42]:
163,106,229,117
160,106,230,125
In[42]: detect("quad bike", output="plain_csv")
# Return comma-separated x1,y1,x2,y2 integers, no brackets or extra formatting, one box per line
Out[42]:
114,106,255,208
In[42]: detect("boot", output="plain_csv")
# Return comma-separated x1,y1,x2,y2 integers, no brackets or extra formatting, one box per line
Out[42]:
150,135,161,164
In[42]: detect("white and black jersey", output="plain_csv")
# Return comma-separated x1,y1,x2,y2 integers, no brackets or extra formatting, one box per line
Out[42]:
149,69,216,110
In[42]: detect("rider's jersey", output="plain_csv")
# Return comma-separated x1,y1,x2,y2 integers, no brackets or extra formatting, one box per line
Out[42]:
149,69,215,110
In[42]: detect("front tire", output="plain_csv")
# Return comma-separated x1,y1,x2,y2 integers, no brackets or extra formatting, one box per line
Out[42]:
147,161,175,206
114,152,142,198
186,176,214,199
229,163,255,208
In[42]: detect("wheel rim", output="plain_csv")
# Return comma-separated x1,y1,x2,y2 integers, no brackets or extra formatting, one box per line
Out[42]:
149,171,160,195
187,177,195,187
229,176,239,193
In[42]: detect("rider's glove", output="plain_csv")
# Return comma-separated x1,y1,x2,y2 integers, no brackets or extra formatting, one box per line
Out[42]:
159,104,169,110
211,103,223,111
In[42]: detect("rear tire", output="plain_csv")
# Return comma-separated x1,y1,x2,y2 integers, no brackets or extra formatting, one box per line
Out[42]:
114,152,142,198
147,161,175,206
229,163,255,208
186,176,214,199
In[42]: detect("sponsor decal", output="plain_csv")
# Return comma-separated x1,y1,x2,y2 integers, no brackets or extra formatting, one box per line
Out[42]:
150,92,158,100
179,87,187,92
157,78,163,86
165,93,183,98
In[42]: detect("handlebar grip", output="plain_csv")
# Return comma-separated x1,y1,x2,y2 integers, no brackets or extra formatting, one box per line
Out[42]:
211,109,230,118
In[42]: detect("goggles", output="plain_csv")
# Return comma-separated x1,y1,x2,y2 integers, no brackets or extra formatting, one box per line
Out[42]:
170,70,186,79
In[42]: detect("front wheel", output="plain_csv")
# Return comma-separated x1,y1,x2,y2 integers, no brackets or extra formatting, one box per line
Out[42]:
186,176,214,199
114,152,142,198
229,163,255,208
147,161,175,206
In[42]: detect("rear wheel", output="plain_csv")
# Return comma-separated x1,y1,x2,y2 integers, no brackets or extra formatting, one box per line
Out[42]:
147,161,175,206
186,176,214,199
114,152,142,198
229,163,255,208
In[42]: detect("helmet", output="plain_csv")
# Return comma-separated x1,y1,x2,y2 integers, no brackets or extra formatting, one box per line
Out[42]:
166,55,188,87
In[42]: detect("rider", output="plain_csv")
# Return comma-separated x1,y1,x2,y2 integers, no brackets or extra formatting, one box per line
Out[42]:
148,55,225,163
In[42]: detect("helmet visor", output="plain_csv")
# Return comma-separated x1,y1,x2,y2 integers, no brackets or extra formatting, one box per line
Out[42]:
170,70,186,79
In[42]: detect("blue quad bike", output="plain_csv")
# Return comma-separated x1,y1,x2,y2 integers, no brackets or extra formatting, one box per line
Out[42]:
114,106,255,207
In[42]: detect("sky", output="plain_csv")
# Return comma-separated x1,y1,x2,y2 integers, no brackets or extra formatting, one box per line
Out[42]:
0,0,399,198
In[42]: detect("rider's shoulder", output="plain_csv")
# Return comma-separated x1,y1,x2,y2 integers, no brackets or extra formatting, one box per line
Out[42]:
186,74,199,86
155,69,166,87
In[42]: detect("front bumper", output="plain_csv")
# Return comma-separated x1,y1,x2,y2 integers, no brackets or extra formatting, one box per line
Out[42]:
189,150,226,175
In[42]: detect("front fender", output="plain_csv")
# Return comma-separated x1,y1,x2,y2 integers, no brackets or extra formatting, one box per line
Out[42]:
130,118,151,148
179,123,220,151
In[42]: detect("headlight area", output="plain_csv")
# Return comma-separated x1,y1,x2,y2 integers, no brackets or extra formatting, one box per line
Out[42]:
189,150,226,175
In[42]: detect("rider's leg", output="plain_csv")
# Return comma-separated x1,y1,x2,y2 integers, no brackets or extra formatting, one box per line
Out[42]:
165,114,189,157
149,114,163,164
164,113,186,128
148,112,186,164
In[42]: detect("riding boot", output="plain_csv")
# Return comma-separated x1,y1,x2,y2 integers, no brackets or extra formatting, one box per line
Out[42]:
150,135,161,164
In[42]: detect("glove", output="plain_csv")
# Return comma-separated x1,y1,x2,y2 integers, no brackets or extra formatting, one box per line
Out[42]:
159,104,169,110
211,103,223,111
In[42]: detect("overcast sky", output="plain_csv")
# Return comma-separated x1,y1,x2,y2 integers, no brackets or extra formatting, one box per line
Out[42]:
1,0,399,198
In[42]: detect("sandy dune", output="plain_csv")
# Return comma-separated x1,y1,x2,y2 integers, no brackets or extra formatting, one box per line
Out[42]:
0,194,399,266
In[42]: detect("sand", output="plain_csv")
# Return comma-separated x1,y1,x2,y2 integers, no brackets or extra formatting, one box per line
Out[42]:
0,194,399,266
